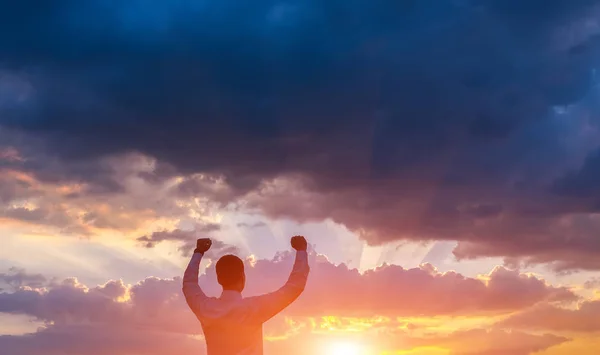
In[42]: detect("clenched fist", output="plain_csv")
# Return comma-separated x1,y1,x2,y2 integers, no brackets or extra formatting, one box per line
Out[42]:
195,238,212,254
291,235,307,251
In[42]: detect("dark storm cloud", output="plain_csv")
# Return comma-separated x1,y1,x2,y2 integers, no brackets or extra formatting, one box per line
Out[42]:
1,1,600,268
136,224,221,248
136,225,241,258
552,147,600,198
1,0,598,175
136,229,197,248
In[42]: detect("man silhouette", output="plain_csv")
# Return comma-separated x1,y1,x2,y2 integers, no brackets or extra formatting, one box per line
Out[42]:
183,235,310,355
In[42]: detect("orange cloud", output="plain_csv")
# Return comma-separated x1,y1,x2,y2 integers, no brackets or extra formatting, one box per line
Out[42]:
403,328,569,355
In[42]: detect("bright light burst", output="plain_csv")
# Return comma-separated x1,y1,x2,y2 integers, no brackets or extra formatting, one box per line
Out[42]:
327,340,362,355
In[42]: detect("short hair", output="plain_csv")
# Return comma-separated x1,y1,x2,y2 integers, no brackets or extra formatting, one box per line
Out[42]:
216,254,245,288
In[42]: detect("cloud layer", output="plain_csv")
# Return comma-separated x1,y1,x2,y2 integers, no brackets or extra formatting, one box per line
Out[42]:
0,252,575,322
1,1,600,269
498,299,600,333
0,249,582,354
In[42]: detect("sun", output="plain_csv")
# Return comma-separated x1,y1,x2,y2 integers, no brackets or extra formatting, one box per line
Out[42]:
328,341,361,355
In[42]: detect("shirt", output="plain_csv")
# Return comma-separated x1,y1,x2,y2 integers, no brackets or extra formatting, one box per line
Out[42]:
182,251,310,355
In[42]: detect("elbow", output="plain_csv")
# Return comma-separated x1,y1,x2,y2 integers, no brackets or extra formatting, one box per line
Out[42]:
291,282,308,297
297,278,308,292
182,282,194,296
292,286,306,301
299,283,307,295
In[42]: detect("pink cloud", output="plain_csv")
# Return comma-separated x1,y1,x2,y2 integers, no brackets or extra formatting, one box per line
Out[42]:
0,253,576,331
0,325,205,355
0,248,580,355
498,300,600,333
236,252,577,316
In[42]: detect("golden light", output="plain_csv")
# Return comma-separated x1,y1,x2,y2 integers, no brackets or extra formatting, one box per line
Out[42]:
327,340,362,355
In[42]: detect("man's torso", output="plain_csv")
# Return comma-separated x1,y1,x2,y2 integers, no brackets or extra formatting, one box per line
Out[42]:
197,292,264,355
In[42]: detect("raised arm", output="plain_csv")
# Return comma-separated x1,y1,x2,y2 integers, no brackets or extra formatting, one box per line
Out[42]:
249,236,310,323
182,238,213,317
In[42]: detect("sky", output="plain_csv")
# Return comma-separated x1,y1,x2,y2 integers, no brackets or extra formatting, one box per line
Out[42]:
2,0,600,354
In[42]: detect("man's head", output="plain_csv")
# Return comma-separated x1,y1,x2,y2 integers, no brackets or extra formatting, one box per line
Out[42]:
216,254,246,292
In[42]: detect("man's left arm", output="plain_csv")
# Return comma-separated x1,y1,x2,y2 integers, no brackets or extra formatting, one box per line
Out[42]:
247,239,310,323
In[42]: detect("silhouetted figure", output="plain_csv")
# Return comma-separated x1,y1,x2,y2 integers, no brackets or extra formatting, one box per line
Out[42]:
183,236,310,355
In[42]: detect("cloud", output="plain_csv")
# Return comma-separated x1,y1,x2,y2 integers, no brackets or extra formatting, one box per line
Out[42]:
1,1,600,269
0,169,37,205
237,221,268,229
0,321,568,355
0,146,22,163
0,267,46,290
0,325,205,355
137,224,219,247
265,322,570,355
553,147,600,197
135,225,244,259
0,252,576,328
584,277,600,289
243,253,577,317
497,300,600,333
0,249,582,355
0,276,195,335
0,153,228,238
403,328,569,355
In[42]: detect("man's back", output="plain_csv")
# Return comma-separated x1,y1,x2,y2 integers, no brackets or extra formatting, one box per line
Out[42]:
198,292,264,354
182,237,310,355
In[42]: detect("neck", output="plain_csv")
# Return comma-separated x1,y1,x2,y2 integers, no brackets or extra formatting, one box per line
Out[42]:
220,289,243,300
222,287,242,293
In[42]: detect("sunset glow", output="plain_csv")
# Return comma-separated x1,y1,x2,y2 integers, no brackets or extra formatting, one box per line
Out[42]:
327,341,362,355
